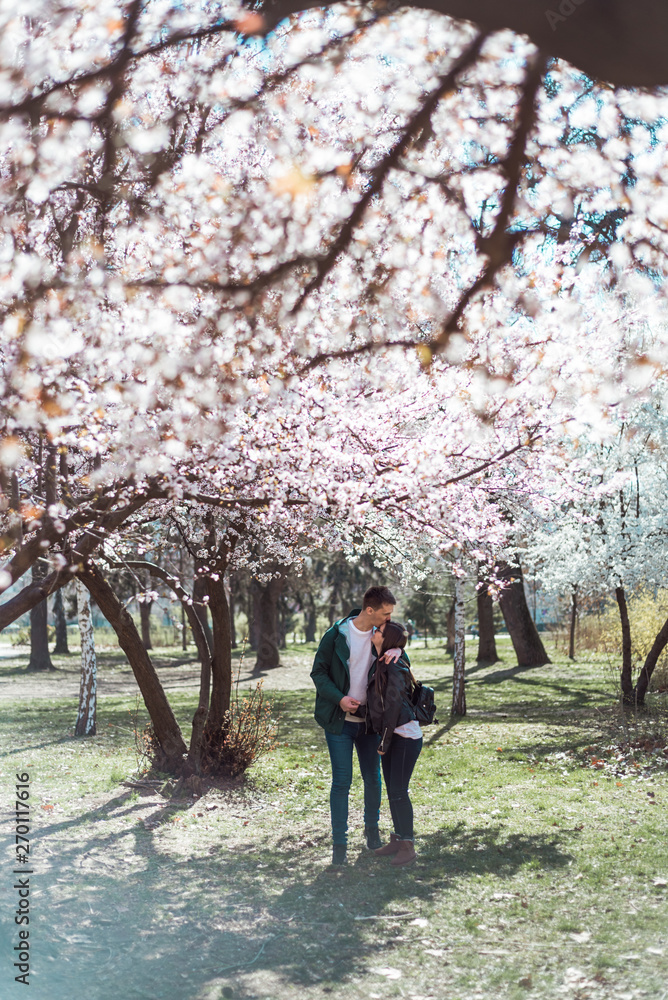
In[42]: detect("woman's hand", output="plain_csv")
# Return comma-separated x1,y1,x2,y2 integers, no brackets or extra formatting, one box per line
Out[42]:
380,647,402,664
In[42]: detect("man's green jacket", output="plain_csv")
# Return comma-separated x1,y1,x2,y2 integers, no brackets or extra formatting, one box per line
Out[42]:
310,609,410,735
310,609,360,734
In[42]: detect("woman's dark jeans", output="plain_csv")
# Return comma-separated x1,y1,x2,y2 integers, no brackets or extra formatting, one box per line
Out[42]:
381,733,423,841
325,721,381,846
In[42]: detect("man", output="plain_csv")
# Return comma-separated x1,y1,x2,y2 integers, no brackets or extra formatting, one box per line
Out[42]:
311,585,399,866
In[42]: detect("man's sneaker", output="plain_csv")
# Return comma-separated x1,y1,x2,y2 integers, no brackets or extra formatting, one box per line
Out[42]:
332,844,347,866
364,826,382,851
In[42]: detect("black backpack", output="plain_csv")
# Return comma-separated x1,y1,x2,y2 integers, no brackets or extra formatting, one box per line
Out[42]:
409,670,438,726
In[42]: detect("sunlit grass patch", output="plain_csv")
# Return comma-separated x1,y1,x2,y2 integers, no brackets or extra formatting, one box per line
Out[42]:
0,641,666,999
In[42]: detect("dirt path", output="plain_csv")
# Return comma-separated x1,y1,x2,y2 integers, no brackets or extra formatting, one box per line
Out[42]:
0,644,315,702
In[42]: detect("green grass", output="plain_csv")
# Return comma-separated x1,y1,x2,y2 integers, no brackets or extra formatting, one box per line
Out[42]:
0,637,667,1000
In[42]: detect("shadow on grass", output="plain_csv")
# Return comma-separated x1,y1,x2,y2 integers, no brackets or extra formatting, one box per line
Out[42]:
29,790,575,1000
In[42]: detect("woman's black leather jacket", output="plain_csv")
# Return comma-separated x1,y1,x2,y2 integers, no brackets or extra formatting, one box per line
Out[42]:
365,654,416,753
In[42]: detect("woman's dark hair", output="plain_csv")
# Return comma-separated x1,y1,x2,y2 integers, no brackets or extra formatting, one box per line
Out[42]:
374,621,408,694
380,621,408,657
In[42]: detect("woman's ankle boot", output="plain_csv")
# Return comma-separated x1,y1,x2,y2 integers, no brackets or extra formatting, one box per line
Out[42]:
390,840,416,866
374,832,401,856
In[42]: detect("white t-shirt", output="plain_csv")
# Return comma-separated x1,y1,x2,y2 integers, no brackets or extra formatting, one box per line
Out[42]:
345,620,373,719
395,719,422,739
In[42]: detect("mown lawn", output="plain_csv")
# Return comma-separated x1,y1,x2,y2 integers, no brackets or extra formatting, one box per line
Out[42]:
0,637,667,1000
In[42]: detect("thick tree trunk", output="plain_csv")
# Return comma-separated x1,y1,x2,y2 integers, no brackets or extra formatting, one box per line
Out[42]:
445,598,455,656
252,573,284,672
451,577,466,716
497,560,550,667
303,591,317,643
106,555,213,772
52,587,69,655
568,585,577,661
328,582,340,627
248,587,258,650
277,595,288,650
188,604,213,773
476,581,498,663
204,573,233,734
634,613,668,706
75,579,96,736
27,562,54,672
227,578,237,649
139,596,153,650
79,563,188,770
615,586,634,705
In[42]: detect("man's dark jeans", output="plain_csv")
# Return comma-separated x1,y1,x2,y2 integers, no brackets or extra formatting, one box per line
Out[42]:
325,721,381,846
381,733,423,841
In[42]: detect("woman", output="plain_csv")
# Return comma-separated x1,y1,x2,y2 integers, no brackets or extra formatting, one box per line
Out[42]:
366,621,423,866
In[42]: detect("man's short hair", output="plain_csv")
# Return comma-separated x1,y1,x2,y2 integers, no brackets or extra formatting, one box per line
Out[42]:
363,586,396,610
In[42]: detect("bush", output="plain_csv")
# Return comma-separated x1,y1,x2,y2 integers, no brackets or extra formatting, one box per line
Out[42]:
582,590,668,691
202,681,279,777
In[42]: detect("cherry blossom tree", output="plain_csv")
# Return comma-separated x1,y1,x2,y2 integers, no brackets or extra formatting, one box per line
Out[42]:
525,395,668,704
3,1,668,762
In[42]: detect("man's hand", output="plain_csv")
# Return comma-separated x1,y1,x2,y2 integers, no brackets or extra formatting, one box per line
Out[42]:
339,695,361,713
380,647,402,664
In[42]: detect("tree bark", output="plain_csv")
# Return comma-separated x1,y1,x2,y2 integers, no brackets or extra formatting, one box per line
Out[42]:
52,587,69,655
252,572,284,672
227,577,237,648
139,595,153,650
75,579,96,736
103,555,214,771
181,600,188,650
303,590,317,643
204,572,234,734
192,569,214,652
497,559,550,667
445,597,455,656
634,613,668,706
79,563,188,769
476,580,498,663
568,585,577,661
615,586,634,705
27,562,54,672
264,0,668,88
451,577,466,716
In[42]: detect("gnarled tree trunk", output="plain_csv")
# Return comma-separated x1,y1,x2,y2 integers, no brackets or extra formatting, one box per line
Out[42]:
497,559,550,667
79,563,188,770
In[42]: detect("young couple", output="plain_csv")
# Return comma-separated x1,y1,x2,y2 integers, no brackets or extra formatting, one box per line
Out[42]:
310,586,423,867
